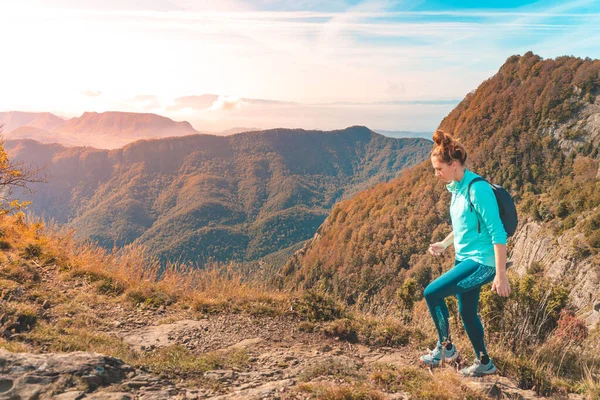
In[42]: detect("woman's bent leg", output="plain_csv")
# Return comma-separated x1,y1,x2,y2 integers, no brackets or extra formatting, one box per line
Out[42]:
423,279,450,343
423,259,495,346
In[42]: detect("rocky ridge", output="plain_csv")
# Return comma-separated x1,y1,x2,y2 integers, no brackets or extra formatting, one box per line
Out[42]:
1,310,579,400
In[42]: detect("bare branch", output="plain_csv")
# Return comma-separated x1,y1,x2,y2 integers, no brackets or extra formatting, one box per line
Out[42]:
0,131,48,213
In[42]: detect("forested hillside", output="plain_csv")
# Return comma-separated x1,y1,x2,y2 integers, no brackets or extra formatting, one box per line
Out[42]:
282,52,600,313
5,127,430,264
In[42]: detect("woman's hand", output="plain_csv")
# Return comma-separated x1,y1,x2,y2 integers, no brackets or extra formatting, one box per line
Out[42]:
428,242,446,256
491,273,511,297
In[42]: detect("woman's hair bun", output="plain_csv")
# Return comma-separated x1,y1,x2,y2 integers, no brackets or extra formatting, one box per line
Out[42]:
432,129,451,146
431,129,467,165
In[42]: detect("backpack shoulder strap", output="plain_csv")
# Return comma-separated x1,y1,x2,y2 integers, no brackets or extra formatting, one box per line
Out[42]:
466,177,488,234
466,177,487,212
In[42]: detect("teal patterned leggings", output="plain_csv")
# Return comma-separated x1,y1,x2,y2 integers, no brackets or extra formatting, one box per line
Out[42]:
423,259,496,357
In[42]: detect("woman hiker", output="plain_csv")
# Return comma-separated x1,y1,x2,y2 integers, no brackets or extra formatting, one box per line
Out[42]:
420,129,511,377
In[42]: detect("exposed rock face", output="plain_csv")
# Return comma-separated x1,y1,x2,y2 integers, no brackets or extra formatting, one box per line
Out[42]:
511,221,600,325
0,349,132,399
120,319,211,351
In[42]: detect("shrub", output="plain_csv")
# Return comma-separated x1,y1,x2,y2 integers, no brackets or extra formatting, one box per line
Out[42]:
480,274,569,350
126,288,177,308
0,303,39,333
396,278,418,321
493,354,554,396
554,309,588,343
293,290,346,322
586,230,600,249
22,243,42,259
361,318,410,347
323,318,359,342
0,262,40,284
297,321,316,333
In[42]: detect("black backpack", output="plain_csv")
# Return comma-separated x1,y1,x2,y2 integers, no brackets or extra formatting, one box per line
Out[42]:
467,177,518,237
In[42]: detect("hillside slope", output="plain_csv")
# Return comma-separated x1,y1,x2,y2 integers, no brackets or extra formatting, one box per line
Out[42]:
282,52,600,315
0,214,586,399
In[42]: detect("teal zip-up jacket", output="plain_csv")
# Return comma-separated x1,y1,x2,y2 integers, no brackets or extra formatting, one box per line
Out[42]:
446,169,507,268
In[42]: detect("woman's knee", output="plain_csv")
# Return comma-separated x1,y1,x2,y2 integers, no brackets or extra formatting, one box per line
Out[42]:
423,283,440,303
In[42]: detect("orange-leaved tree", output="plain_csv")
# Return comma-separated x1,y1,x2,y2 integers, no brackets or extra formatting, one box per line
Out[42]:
0,128,46,214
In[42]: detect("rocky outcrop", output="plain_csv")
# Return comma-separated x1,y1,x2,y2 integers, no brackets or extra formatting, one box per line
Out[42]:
1,311,575,400
547,91,600,154
0,349,132,399
510,221,600,326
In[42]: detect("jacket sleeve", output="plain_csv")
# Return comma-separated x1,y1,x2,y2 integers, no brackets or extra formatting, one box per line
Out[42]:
470,181,507,245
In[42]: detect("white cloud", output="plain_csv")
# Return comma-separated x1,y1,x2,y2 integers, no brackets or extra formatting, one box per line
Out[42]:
209,96,250,111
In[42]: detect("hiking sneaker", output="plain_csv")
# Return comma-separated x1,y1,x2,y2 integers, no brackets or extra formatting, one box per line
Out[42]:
461,358,497,377
420,341,459,367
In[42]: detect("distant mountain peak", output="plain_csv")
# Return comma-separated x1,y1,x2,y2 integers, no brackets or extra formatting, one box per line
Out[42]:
57,111,198,138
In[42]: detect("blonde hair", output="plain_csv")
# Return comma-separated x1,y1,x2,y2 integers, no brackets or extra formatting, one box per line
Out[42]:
431,129,467,165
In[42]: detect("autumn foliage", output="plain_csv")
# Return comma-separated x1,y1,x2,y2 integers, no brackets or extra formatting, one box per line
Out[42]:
282,52,600,310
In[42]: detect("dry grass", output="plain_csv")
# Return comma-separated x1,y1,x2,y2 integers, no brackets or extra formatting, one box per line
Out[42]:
369,364,485,399
322,315,412,347
2,214,293,316
296,382,386,400
299,357,363,382
0,213,288,384
136,345,250,377
581,365,600,400
23,321,250,383
26,322,136,359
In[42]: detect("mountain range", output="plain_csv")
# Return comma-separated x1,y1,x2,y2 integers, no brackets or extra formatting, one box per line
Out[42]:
1,110,441,150
1,111,200,149
6,127,431,264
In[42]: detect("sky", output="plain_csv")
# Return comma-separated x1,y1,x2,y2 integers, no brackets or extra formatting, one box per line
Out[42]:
0,0,599,133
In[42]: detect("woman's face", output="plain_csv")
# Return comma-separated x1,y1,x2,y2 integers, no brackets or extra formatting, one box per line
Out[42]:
431,156,458,183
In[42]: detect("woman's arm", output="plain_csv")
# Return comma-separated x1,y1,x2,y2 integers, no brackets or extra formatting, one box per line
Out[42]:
429,231,454,256
491,243,510,297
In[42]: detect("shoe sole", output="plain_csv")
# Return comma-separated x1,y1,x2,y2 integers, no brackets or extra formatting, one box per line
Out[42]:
461,365,497,377
420,351,460,367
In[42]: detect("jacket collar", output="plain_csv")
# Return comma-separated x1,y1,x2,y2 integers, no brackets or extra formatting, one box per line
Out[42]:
446,168,471,193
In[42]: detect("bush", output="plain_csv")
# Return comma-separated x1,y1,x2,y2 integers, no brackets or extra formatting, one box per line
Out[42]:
293,290,346,322
0,303,39,333
554,309,588,343
480,273,569,350
297,321,316,333
70,270,126,296
361,318,410,347
396,278,418,321
22,244,42,259
0,262,40,284
494,355,554,395
586,230,600,248
127,288,177,308
323,318,359,342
